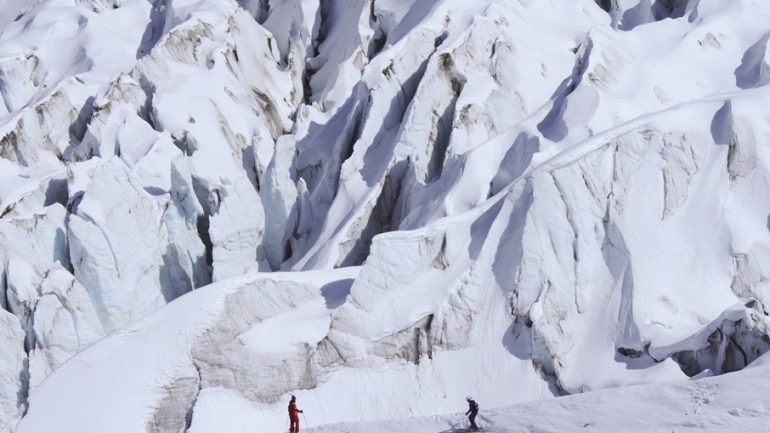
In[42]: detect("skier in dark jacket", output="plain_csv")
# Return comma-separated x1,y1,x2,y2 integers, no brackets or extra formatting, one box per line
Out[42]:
289,395,303,432
466,396,479,431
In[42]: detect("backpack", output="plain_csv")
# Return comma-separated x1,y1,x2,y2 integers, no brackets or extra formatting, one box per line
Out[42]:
470,400,478,412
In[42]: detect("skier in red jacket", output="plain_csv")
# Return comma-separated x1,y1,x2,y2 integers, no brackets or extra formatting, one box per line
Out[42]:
288,395,303,432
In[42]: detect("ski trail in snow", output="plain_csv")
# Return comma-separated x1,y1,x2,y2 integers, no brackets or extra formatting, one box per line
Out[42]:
480,86,768,204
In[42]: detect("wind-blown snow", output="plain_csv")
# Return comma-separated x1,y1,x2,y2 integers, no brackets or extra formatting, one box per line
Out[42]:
2,0,770,431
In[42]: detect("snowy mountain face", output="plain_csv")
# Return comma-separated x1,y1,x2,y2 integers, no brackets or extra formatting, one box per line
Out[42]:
2,0,770,431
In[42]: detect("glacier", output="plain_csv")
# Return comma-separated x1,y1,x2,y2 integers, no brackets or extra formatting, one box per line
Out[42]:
2,0,770,432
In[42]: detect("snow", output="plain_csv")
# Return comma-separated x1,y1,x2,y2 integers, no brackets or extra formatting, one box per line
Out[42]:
308,358,770,433
2,0,770,432
12,268,360,433
28,264,104,390
67,156,207,331
237,297,331,354
0,310,25,428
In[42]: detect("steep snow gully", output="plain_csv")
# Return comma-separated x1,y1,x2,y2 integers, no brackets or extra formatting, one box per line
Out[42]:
2,0,770,431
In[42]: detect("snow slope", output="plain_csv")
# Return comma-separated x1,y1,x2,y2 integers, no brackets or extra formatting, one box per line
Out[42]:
2,0,770,431
11,267,360,433
309,355,770,433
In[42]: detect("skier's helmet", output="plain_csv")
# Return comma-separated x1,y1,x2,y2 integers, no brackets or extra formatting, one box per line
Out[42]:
291,395,296,402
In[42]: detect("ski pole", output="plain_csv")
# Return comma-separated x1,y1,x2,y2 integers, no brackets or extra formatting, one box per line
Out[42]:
302,412,309,428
